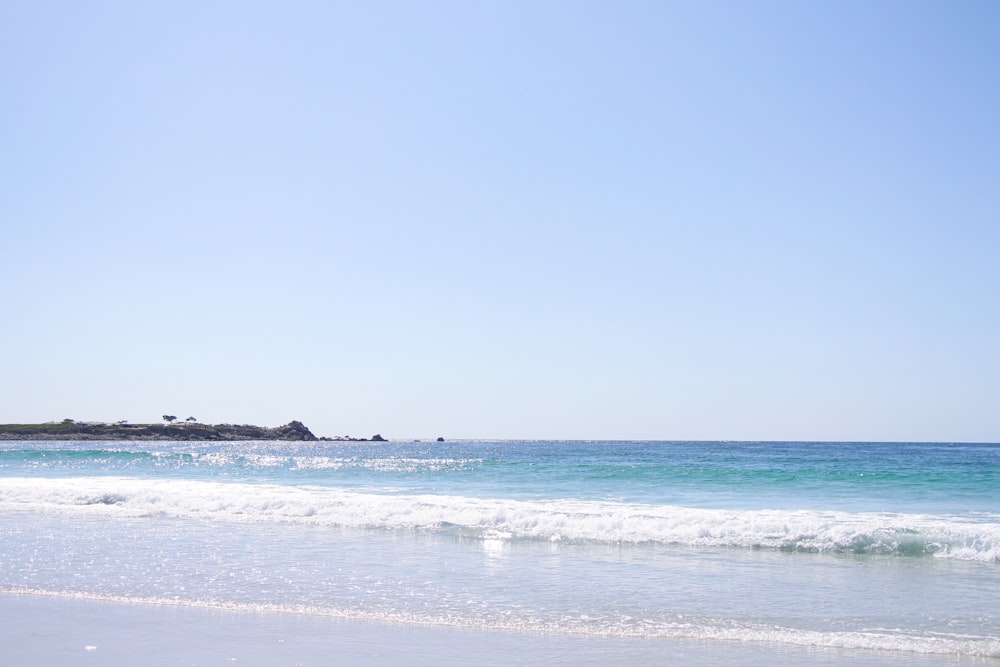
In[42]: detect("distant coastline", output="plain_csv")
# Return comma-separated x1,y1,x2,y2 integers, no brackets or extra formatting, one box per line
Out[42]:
0,420,386,442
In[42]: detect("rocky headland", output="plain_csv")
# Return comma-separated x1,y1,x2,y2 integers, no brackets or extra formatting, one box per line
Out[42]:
0,420,387,442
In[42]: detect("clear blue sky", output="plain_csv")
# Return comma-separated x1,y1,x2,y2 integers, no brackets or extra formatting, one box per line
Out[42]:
2,1,998,441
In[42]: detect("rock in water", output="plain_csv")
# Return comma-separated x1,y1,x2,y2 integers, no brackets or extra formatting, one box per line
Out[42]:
273,421,318,441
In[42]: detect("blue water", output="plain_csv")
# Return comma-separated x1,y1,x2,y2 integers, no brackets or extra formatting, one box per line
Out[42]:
1,440,998,659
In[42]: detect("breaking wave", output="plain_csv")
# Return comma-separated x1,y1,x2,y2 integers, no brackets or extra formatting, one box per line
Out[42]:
1,477,997,562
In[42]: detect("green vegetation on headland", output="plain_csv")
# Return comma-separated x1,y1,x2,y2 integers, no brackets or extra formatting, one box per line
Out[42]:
0,420,387,442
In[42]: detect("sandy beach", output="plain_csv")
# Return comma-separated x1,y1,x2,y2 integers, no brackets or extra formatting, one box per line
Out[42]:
2,592,989,667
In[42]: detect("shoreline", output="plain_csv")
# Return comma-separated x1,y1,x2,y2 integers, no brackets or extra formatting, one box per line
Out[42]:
0,592,973,667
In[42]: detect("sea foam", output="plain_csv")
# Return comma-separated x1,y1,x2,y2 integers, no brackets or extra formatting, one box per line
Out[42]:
3,586,999,658
1,477,997,562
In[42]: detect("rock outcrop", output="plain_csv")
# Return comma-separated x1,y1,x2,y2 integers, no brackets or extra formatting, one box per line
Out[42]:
0,420,320,441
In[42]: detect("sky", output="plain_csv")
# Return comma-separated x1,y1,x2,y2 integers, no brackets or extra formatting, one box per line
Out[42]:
2,1,998,441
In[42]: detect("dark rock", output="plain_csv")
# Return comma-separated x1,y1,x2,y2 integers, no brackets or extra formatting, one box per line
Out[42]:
370,433,386,442
436,437,445,442
282,420,313,437
0,420,320,441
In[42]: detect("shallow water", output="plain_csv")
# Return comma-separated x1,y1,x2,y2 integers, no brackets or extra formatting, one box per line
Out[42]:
3,593,997,667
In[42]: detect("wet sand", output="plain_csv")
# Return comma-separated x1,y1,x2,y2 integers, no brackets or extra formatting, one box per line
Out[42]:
1,593,987,666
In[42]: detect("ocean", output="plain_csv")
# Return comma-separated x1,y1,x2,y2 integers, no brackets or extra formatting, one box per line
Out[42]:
1,439,998,664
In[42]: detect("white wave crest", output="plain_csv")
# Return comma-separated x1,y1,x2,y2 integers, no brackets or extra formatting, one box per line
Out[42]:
183,453,480,472
1,477,997,562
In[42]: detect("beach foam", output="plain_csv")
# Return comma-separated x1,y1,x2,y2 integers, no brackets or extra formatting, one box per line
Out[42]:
2,476,997,562
2,587,998,658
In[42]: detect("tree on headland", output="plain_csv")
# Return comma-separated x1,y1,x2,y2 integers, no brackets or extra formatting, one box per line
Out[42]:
162,415,177,423
185,416,197,422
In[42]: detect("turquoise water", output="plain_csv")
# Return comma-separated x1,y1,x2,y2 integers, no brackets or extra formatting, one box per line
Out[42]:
5,440,997,510
1,440,998,660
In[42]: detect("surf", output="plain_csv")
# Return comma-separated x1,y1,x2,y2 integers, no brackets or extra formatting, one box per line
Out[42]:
2,476,997,562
